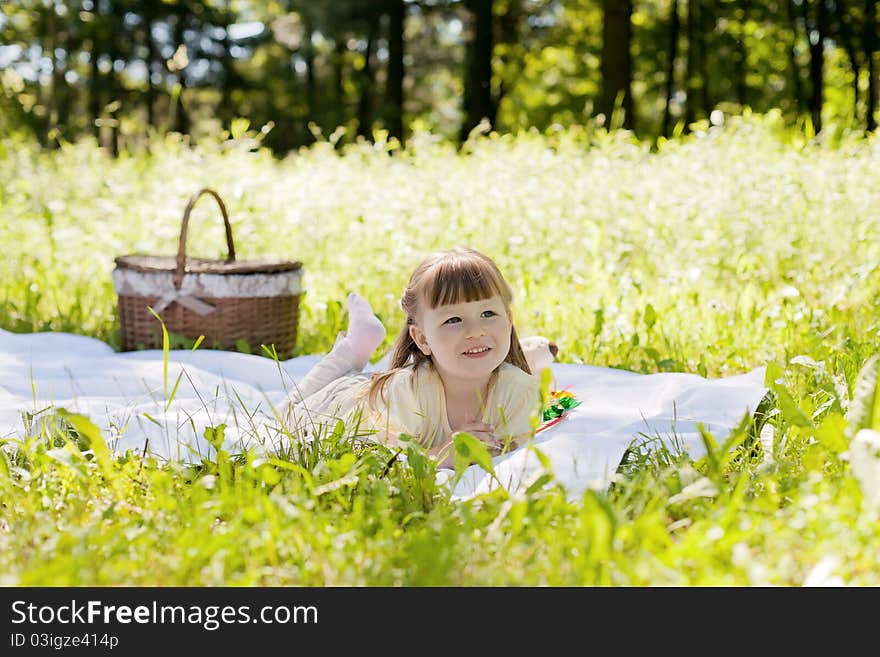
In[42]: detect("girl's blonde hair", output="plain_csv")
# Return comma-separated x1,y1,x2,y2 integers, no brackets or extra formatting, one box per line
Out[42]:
367,246,530,406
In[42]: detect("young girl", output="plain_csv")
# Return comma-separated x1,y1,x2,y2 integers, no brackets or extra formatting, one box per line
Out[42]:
282,247,544,467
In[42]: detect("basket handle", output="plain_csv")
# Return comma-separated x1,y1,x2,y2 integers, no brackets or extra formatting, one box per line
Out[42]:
174,188,236,289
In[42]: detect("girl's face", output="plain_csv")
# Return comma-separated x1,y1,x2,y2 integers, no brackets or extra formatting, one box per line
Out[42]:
409,293,512,385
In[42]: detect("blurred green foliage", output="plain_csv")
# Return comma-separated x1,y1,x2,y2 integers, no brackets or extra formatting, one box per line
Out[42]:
1,0,877,153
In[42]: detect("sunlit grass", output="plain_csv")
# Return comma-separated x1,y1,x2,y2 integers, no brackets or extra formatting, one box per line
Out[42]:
1,113,879,585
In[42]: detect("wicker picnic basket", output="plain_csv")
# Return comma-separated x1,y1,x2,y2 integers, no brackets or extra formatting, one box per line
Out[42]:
113,188,304,359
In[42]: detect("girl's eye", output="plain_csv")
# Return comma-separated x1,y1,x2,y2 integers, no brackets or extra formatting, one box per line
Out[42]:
444,311,496,324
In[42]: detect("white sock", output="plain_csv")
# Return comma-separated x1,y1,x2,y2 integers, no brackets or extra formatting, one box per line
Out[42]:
341,292,386,365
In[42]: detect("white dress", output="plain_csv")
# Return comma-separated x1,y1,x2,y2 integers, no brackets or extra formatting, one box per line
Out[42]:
285,355,542,450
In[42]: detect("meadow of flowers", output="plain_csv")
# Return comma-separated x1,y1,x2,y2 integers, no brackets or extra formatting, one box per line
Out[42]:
1,113,879,585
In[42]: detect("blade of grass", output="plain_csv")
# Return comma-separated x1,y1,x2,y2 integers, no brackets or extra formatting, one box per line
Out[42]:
147,306,170,397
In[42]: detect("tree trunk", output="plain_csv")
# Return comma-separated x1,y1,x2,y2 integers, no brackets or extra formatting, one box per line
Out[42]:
144,11,157,130
357,13,379,139
219,9,236,128
684,0,699,126
699,0,713,116
386,0,405,143
333,36,345,130
836,1,860,126
172,12,189,135
866,0,878,132
105,14,120,156
303,14,316,141
599,0,634,130
56,66,71,138
802,0,827,133
786,0,804,118
460,0,494,143
735,0,750,107
46,5,59,146
661,0,680,137
89,34,101,141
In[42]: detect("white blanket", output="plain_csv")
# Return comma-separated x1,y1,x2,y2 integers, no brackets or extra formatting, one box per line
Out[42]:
0,329,767,500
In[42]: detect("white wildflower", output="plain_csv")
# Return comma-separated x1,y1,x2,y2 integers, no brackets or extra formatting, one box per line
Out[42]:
842,429,880,509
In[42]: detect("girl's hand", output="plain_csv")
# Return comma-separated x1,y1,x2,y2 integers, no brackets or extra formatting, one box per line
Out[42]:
453,420,515,456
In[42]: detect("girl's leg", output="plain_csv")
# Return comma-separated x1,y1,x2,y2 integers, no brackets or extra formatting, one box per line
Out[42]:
340,291,386,367
285,293,385,405
285,332,360,406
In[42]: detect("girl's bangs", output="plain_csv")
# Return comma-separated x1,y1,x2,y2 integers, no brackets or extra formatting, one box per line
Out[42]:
424,258,507,308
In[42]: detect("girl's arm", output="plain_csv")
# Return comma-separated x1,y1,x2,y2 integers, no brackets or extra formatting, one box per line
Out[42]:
371,425,454,465
379,423,498,469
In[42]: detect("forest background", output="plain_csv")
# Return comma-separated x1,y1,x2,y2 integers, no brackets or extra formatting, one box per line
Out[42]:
4,1,880,589
2,0,878,153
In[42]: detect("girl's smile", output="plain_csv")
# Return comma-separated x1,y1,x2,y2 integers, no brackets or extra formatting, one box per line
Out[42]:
462,345,492,358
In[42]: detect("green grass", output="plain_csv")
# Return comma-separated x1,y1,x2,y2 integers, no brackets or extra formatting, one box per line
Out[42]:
1,112,880,585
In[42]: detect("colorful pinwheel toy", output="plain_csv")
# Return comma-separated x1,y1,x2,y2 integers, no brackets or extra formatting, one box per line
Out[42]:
536,388,581,434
